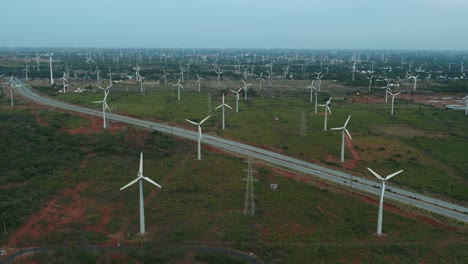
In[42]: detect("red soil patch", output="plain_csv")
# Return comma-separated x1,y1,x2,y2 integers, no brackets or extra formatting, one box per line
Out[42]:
80,152,97,169
67,116,125,135
0,181,30,190
324,137,361,170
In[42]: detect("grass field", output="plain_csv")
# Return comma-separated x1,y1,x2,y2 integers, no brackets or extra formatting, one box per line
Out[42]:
56,85,468,203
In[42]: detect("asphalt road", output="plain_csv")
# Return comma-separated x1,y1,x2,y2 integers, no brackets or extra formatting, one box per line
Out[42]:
10,78,468,223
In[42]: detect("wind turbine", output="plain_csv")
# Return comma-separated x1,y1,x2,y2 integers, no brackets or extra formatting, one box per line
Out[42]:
230,87,244,113
58,72,68,93
306,80,317,103
107,67,115,86
242,80,252,101
120,152,161,235
256,73,265,90
179,66,187,82
34,53,42,71
185,115,210,160
133,64,141,82
94,66,101,82
266,70,273,86
45,53,54,85
367,167,404,236
214,67,223,86
139,76,146,94
162,69,169,86
196,74,203,92
389,91,401,115
331,115,352,162
8,75,15,107
411,75,420,90
215,94,232,130
314,72,324,91
351,61,357,81
318,97,332,130
22,65,30,81
366,75,374,92
172,78,184,101
93,84,113,129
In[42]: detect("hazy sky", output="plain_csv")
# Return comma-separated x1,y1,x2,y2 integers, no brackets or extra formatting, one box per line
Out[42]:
2,0,467,50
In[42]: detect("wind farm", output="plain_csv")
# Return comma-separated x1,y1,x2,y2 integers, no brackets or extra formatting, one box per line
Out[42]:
0,1,468,262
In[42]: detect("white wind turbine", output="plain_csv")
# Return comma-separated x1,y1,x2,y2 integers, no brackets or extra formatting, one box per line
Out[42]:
196,74,203,92
256,73,265,90
242,80,252,101
331,115,352,163
351,61,357,81
139,76,146,94
385,81,392,103
366,75,374,92
367,167,404,236
315,71,324,91
162,69,169,86
389,91,401,115
133,64,141,82
306,80,317,103
107,67,115,86
215,94,232,130
93,84,113,129
58,72,69,93
411,75,420,90
172,78,184,101
120,152,162,235
318,97,332,130
8,75,15,107
463,95,468,115
185,115,211,160
179,66,187,82
22,65,30,81
230,87,244,113
94,66,101,82
266,70,273,86
215,67,223,86
34,53,42,71
45,53,54,85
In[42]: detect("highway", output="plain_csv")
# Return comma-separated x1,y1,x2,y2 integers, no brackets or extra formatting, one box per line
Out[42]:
10,78,468,223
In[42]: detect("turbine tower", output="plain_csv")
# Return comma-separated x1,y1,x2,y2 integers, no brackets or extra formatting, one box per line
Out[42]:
230,87,244,113
58,72,68,93
256,73,265,90
367,167,404,236
107,67,115,86
92,84,113,129
172,78,184,101
120,152,162,235
215,94,232,130
366,75,374,92
196,74,203,92
242,80,252,101
331,115,352,162
46,53,54,85
185,115,210,160
162,69,169,86
22,65,30,81
389,91,401,115
306,80,317,103
318,97,332,130
243,157,257,216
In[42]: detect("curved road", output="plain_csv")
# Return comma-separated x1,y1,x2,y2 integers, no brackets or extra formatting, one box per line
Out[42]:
11,78,468,223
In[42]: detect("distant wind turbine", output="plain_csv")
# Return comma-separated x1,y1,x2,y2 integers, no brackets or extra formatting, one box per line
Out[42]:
331,115,352,163
230,87,244,113
58,72,69,93
185,115,210,160
389,91,401,115
172,78,184,101
196,74,203,93
242,80,252,101
215,94,232,130
318,97,332,130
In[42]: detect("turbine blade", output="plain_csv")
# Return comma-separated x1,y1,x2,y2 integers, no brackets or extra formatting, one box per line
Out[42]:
185,119,199,126
225,104,233,109
367,167,385,181
330,127,343,130
143,177,162,188
327,106,332,114
344,128,352,140
385,170,404,181
215,104,223,110
200,115,211,124
198,126,202,139
120,177,140,190
139,152,143,175
344,115,351,128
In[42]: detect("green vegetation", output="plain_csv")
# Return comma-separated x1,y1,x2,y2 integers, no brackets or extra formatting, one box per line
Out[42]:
57,89,468,202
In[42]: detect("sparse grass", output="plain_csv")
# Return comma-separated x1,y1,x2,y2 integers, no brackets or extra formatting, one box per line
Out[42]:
56,88,468,202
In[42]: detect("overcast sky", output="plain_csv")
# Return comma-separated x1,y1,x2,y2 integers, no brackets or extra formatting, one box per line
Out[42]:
2,0,467,50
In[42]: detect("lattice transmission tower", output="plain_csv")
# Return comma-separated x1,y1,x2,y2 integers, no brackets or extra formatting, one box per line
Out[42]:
243,157,258,216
